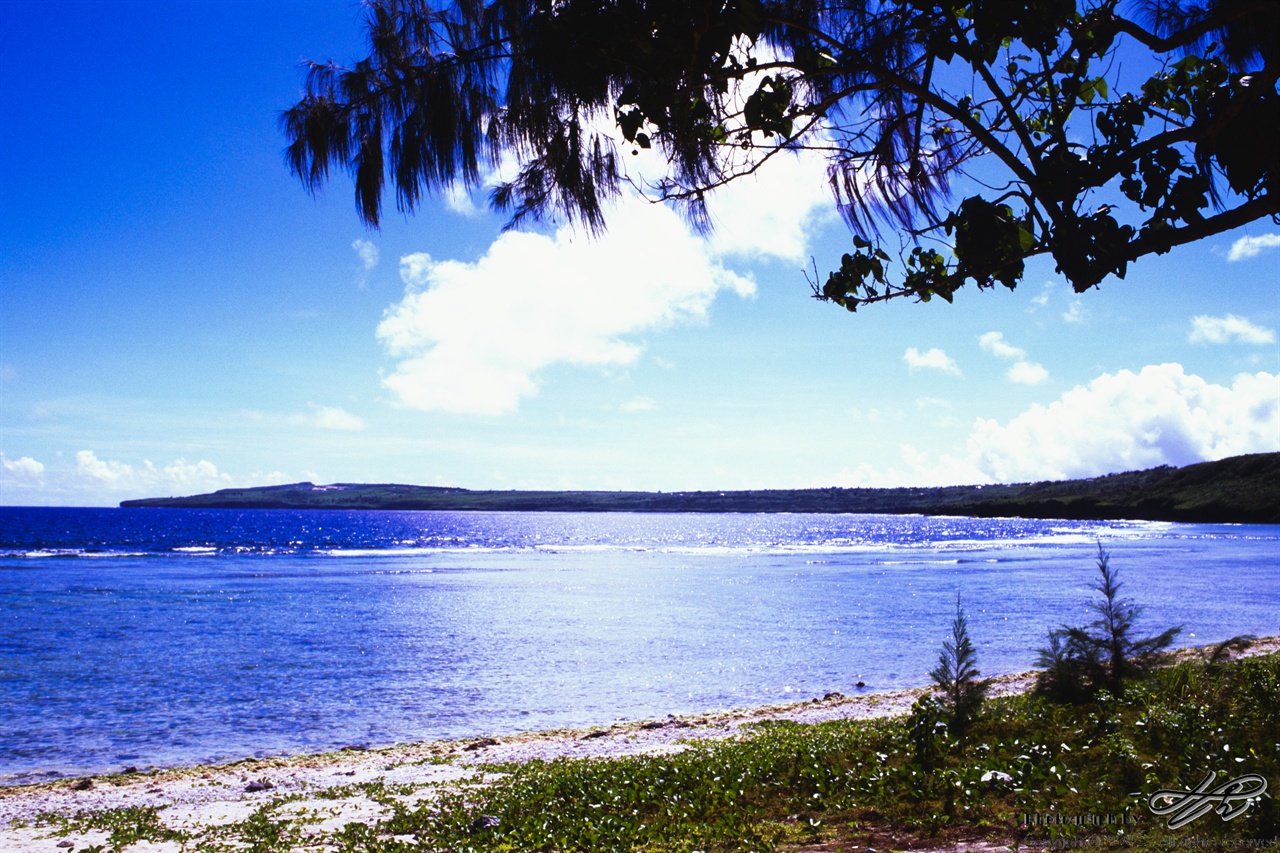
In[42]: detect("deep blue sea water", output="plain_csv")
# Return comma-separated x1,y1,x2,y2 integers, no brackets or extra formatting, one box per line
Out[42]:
1,507,1277,784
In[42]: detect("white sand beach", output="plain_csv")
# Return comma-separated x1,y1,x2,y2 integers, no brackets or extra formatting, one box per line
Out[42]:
3,637,1275,853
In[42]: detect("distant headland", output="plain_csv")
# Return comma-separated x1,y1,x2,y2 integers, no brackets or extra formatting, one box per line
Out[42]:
118,453,1280,524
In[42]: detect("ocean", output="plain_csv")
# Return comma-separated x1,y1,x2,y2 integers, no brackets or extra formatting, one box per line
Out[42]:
1,507,1277,784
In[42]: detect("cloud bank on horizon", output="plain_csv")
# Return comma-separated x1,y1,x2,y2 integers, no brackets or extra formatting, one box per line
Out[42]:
6,364,1276,503
965,365,1279,482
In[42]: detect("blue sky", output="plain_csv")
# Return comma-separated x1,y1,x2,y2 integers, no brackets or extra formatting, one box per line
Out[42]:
2,0,1278,507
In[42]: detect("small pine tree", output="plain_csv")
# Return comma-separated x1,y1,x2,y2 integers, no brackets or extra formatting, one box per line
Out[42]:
929,597,988,739
1036,543,1181,701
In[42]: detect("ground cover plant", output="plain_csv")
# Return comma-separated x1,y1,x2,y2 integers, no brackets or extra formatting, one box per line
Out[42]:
33,651,1277,853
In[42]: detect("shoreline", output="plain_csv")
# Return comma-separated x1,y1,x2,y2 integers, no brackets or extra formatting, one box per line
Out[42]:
0,671,1040,831
115,453,1280,525
3,636,1276,851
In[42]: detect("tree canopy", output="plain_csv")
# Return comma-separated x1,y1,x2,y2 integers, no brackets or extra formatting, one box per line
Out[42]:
283,0,1279,309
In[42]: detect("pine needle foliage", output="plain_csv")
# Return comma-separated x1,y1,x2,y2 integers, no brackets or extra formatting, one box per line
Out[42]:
929,597,989,739
283,0,1280,307
1036,543,1181,701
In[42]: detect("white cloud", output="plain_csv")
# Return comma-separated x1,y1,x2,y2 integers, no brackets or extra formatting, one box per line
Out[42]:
1189,314,1276,346
979,332,1048,384
76,450,134,482
0,450,300,506
1227,233,1280,262
620,396,656,413
978,331,1025,360
1032,281,1055,307
374,112,836,416
73,451,233,491
307,404,365,431
704,149,836,262
1,453,44,478
829,445,988,488
966,364,1280,481
352,239,380,270
1061,300,1084,324
903,347,962,376
0,450,235,504
1006,361,1050,385
444,182,482,217
378,198,757,415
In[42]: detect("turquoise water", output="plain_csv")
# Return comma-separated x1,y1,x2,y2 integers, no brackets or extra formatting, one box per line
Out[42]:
1,508,1277,783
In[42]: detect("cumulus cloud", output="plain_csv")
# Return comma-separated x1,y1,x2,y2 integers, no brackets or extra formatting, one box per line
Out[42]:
903,347,962,376
966,364,1280,482
978,331,1025,359
306,404,365,431
1226,233,1280,262
76,450,133,482
378,198,759,415
1189,314,1276,346
375,122,835,416
444,182,482,217
1006,361,1050,385
74,451,233,492
979,331,1048,384
704,149,837,261
0,450,298,506
1,453,44,478
352,239,380,270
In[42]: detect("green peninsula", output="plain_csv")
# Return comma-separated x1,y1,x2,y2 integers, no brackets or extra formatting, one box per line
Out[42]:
119,453,1280,523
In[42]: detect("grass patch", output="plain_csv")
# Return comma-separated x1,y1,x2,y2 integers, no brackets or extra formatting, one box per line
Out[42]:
383,654,1277,852
31,654,1276,852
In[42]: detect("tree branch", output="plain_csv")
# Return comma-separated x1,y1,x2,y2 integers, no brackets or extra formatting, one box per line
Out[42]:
1125,195,1279,260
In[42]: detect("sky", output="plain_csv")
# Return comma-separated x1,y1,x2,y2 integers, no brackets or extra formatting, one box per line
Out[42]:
1,0,1278,507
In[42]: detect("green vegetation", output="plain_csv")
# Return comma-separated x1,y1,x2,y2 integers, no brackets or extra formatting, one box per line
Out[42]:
39,804,181,852
1036,545,1182,701
37,653,1278,852
283,0,1279,307
120,452,1280,524
929,598,989,740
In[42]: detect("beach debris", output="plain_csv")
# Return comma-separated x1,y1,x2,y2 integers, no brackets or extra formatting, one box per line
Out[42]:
56,842,74,848
245,779,275,793
639,720,666,730
71,778,93,790
463,737,499,751
581,729,612,740
469,814,501,832
823,691,845,701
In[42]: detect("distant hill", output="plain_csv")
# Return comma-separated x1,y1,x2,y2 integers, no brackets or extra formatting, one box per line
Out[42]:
118,453,1280,523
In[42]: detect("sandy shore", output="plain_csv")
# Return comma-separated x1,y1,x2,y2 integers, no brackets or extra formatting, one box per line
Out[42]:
3,637,1275,852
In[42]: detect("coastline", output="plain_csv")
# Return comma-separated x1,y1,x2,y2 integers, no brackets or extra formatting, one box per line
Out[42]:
4,635,1277,851
114,452,1280,525
0,672,1039,842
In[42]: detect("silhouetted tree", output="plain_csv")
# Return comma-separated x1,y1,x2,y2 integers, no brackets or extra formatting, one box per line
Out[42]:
1036,544,1181,700
284,0,1279,309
